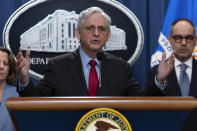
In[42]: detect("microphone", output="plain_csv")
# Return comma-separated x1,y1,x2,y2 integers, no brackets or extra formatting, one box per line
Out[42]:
96,51,104,61
96,51,104,88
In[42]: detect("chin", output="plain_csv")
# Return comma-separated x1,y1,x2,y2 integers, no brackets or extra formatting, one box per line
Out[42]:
90,46,102,51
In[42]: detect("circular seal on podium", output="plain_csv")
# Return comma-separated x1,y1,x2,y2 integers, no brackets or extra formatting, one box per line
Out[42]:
75,108,132,131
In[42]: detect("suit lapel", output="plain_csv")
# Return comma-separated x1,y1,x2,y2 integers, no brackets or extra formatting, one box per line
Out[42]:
167,69,182,96
67,49,89,96
96,53,113,96
189,59,197,97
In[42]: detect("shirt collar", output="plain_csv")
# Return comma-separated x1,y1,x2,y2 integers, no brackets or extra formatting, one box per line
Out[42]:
79,46,99,68
174,56,193,68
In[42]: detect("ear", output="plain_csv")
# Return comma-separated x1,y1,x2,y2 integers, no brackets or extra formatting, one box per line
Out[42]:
192,35,197,46
168,34,171,40
106,30,111,41
76,28,80,40
168,35,173,43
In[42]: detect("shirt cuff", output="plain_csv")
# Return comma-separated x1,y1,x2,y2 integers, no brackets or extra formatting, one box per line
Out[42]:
155,76,168,93
18,79,29,91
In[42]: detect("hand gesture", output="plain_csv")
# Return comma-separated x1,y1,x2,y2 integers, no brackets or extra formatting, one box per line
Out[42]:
157,52,174,83
16,48,30,84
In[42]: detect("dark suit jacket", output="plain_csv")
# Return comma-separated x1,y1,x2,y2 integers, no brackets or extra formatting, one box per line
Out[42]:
19,49,162,96
147,58,197,97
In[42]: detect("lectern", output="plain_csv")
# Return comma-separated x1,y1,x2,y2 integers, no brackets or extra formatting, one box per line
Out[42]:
6,97,197,131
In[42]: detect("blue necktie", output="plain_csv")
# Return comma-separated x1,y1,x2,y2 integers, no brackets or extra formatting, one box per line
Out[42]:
179,64,190,96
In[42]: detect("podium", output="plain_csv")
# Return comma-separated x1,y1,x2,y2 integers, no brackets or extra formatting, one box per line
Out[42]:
6,97,197,131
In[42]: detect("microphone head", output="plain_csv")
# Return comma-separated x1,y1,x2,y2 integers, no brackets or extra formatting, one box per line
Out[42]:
96,51,104,61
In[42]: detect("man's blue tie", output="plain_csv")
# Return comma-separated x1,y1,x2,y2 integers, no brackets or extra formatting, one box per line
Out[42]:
179,64,190,96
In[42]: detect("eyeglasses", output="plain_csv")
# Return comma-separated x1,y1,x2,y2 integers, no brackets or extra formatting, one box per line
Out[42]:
83,26,108,34
171,34,195,43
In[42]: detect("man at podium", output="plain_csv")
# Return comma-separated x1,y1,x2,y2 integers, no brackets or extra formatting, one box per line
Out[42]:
16,7,174,96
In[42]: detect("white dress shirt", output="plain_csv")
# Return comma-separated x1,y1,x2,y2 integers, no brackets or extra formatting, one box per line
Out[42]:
174,56,192,84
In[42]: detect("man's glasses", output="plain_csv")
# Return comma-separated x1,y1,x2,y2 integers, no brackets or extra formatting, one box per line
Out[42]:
83,26,108,34
171,34,195,43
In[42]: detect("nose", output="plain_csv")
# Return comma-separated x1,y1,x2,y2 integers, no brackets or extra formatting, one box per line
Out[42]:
0,62,4,69
93,28,99,36
181,38,187,46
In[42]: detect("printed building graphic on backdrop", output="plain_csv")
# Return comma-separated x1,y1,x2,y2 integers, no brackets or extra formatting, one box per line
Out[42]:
20,9,127,52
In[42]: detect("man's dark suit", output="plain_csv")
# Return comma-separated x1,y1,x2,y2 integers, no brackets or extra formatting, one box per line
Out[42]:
19,49,162,96
147,58,197,97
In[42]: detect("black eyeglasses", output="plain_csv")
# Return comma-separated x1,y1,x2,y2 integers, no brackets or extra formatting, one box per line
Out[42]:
171,34,195,43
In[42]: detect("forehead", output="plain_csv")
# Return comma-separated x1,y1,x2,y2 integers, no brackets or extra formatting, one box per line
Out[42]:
83,13,107,27
0,51,8,61
172,21,194,34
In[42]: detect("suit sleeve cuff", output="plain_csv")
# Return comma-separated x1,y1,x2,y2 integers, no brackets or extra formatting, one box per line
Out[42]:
18,79,29,91
155,76,168,93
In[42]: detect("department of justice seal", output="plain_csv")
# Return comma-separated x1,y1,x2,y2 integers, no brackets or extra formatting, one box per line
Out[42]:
3,0,143,80
75,108,132,131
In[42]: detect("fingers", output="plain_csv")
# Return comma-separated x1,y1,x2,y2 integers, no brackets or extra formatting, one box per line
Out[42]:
161,51,175,65
16,58,26,69
161,52,166,62
16,48,30,59
16,48,23,60
16,48,30,70
168,52,174,63
171,51,175,60
16,48,30,61
25,50,30,60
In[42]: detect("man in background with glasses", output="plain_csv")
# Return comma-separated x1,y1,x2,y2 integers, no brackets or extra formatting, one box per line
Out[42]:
148,18,197,97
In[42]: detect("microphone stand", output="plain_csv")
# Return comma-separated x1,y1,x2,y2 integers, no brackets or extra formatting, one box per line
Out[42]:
96,52,103,88
98,61,102,88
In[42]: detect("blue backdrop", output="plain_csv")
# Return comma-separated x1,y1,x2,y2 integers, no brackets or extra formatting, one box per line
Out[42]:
0,0,170,88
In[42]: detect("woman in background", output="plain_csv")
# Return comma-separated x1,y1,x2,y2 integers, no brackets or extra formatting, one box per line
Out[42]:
0,47,18,131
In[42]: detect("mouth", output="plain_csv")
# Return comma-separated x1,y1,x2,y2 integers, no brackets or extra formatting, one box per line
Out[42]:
91,39,101,44
179,49,188,53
